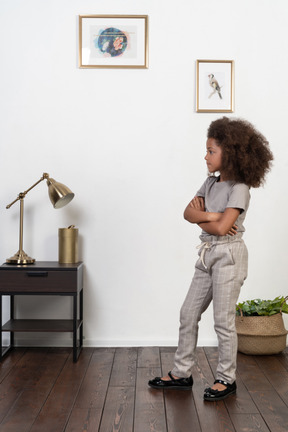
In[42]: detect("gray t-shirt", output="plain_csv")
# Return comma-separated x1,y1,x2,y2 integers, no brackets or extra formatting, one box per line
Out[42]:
196,175,250,236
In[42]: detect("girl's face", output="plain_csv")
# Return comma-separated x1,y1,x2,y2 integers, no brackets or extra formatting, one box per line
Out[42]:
205,138,223,174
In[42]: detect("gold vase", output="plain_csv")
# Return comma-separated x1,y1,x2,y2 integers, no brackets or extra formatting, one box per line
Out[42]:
58,226,78,263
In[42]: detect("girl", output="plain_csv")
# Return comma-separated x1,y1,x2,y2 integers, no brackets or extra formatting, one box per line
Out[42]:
148,117,273,401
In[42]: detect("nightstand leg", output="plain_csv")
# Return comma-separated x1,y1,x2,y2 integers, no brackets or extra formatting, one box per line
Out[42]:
10,296,14,347
72,290,83,362
73,294,77,362
0,295,2,360
80,289,83,349
0,295,14,361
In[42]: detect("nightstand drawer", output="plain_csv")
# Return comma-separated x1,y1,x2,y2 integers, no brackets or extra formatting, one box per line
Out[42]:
0,270,77,293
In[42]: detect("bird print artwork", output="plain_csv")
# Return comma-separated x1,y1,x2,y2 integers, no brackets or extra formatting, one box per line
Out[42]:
208,74,222,99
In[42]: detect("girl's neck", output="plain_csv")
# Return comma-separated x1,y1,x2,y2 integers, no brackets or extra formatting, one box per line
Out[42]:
219,173,229,182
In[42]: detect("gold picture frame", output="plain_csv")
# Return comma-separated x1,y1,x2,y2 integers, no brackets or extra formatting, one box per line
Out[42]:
196,60,234,112
79,15,148,69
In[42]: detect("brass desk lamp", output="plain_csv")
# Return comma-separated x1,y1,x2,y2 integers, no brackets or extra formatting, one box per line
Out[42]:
6,172,74,265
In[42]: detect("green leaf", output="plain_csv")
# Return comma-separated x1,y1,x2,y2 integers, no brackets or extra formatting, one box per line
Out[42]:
235,296,288,316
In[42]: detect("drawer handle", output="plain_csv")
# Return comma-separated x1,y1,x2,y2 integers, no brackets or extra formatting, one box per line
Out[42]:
26,272,48,277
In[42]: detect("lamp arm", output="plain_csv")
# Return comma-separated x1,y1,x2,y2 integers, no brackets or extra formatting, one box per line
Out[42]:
6,173,50,209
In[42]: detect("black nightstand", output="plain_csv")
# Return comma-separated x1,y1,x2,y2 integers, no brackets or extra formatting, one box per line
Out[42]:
0,261,83,362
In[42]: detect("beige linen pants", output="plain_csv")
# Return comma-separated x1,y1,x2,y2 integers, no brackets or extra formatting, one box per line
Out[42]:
172,234,248,384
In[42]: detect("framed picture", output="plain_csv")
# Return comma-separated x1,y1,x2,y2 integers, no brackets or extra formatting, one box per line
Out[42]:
196,60,234,112
79,15,148,69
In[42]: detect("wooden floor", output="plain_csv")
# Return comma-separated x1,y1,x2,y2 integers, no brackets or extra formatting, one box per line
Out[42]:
0,346,287,432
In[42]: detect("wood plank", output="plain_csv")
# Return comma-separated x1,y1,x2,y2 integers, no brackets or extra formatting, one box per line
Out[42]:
229,413,271,432
276,348,288,371
54,348,93,386
0,348,69,431
0,348,26,383
134,367,167,432
97,348,137,431
0,348,50,423
31,348,71,388
0,387,52,432
248,390,288,432
161,350,201,432
31,386,77,432
29,349,93,432
236,353,272,391
98,386,134,432
64,408,102,432
12,348,51,384
109,347,137,387
253,355,288,406
65,349,115,431
137,347,161,368
74,348,115,409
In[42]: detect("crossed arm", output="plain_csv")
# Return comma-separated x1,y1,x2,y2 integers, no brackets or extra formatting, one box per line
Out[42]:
183,196,240,236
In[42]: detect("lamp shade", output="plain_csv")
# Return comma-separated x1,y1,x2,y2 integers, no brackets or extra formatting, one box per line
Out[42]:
47,178,75,209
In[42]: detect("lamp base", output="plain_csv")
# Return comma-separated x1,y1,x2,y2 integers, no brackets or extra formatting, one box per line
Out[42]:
6,250,35,265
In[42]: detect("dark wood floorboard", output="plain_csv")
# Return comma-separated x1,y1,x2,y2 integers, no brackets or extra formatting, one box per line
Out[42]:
0,346,287,431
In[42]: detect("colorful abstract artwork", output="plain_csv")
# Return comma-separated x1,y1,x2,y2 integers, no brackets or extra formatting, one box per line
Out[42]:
96,28,128,57
79,15,148,68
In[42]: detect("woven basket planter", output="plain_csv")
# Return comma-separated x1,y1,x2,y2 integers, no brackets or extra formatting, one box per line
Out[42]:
235,313,288,355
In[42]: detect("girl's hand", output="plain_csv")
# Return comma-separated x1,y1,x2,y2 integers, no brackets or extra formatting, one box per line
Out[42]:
197,208,240,236
190,196,205,211
227,224,238,236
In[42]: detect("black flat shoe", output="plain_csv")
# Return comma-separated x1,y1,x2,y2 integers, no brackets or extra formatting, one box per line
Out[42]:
204,379,236,401
148,371,193,390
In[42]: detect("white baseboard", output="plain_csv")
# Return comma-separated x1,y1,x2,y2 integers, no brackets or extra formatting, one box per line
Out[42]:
10,335,218,348
83,338,219,347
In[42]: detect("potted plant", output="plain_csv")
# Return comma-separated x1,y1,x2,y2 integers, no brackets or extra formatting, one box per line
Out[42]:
235,296,288,355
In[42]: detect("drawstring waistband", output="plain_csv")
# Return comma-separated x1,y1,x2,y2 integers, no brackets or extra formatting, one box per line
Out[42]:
196,242,212,269
196,234,243,269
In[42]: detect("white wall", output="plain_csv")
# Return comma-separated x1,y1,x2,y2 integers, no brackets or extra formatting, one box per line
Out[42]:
0,0,287,347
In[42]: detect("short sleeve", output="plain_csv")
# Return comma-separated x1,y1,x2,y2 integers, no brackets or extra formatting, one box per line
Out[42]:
226,183,250,213
195,177,211,197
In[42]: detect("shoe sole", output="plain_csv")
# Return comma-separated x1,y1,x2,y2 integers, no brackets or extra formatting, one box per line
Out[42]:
203,389,236,401
148,384,192,391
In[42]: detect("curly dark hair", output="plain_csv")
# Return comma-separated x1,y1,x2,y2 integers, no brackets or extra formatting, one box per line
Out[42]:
207,117,273,188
